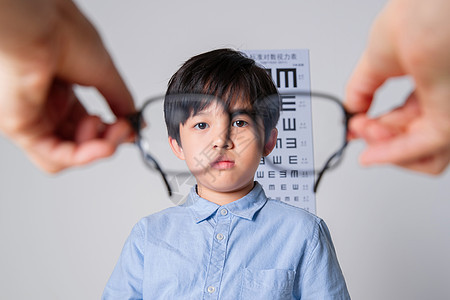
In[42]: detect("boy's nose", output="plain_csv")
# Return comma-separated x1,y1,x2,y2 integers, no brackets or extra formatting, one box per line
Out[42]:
212,127,234,150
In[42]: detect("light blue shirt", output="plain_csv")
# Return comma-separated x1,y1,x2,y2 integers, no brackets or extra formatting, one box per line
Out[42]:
103,182,350,299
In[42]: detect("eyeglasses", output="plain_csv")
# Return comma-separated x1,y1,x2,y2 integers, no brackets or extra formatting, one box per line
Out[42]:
265,91,354,193
127,92,353,202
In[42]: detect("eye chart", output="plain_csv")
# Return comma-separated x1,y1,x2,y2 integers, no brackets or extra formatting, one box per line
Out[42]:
244,49,316,214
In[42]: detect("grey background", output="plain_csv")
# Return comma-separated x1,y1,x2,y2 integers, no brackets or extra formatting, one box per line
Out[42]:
1,0,449,299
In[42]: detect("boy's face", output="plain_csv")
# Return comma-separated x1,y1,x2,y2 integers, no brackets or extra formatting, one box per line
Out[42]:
169,100,277,203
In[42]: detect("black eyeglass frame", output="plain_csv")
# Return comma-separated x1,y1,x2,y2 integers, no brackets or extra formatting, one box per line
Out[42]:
126,91,353,197
127,97,173,196
307,91,354,192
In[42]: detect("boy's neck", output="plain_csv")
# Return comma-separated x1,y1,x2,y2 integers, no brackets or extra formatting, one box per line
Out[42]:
196,181,255,206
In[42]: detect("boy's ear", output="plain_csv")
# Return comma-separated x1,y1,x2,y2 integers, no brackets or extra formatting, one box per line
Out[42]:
168,137,185,160
263,128,278,156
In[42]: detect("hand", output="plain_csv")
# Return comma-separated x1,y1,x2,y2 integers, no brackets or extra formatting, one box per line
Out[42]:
345,0,450,174
0,0,135,173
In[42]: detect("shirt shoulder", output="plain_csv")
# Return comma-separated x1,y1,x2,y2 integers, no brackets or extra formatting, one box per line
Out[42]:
136,205,192,234
255,197,328,243
263,198,321,223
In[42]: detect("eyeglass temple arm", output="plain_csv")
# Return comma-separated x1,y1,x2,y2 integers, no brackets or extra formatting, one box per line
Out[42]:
126,110,173,197
140,150,173,197
313,102,355,193
313,141,349,193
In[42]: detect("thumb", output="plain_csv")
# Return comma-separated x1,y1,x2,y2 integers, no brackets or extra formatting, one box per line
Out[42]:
345,4,404,114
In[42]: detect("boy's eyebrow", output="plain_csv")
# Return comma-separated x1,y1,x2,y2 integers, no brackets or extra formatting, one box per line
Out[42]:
189,107,255,119
190,110,213,118
229,109,255,119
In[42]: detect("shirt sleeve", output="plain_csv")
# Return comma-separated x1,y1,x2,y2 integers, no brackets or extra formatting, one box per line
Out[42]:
297,219,351,300
102,222,145,300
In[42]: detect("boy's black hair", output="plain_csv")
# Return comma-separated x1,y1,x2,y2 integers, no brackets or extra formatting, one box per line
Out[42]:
164,48,280,145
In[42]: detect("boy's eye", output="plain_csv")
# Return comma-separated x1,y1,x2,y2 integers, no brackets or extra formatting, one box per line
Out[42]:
232,120,248,128
194,122,209,130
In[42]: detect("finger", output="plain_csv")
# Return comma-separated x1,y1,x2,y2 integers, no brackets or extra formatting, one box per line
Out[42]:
25,116,133,173
50,82,134,145
349,114,398,143
74,115,105,143
25,136,114,173
74,115,134,144
103,118,135,144
395,147,450,175
56,0,135,118
51,84,90,141
95,59,136,118
358,122,448,168
345,52,385,114
349,92,421,142
26,121,133,173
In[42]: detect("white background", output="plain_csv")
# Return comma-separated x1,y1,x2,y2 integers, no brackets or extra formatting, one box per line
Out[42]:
0,0,449,299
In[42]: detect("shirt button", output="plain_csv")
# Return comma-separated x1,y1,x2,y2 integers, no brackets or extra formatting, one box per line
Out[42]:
216,233,224,241
220,208,228,216
207,286,216,293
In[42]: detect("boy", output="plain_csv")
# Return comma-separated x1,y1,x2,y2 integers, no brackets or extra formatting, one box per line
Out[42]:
103,49,350,299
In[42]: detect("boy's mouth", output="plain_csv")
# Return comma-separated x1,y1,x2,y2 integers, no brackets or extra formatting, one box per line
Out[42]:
211,156,235,170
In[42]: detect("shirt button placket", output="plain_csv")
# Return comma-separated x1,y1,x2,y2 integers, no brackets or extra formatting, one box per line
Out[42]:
203,208,230,299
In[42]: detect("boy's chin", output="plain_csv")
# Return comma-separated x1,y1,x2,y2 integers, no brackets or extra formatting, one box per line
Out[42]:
197,179,255,194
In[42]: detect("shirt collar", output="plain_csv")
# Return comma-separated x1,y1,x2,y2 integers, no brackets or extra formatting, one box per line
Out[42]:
185,182,268,223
